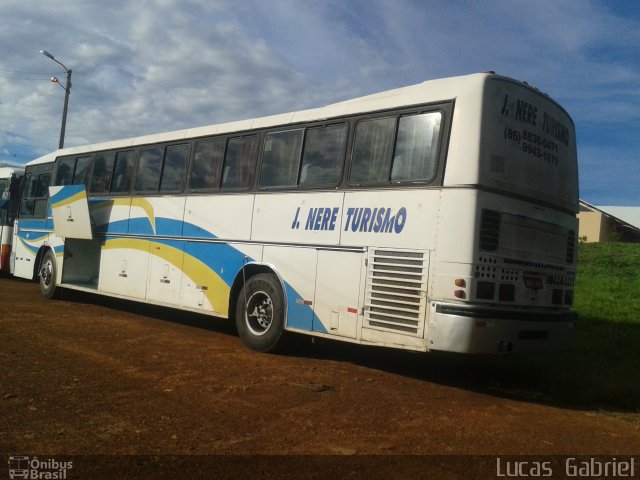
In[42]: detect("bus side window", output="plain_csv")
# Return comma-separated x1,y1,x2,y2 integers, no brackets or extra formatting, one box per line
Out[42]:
110,151,136,194
90,152,116,193
20,174,36,216
20,172,50,217
160,144,190,192
390,112,441,182
0,178,8,203
189,140,224,190
259,130,303,188
54,158,75,186
7,174,22,223
135,147,163,192
26,173,51,218
299,124,347,188
349,117,396,184
221,135,258,190
73,155,93,188
35,173,51,197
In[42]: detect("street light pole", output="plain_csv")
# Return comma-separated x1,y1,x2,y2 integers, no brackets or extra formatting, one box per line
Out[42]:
40,50,72,149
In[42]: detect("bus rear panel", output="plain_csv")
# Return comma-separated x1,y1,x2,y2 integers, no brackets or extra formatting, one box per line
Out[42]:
428,77,578,353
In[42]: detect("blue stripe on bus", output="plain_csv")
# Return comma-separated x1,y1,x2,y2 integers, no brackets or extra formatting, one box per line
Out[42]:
17,231,48,241
50,185,86,206
18,219,50,230
155,217,184,237
18,238,40,255
93,219,130,234
128,216,155,236
181,222,217,239
181,240,247,286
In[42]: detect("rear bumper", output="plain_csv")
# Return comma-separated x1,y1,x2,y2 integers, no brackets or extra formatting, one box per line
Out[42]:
427,303,577,354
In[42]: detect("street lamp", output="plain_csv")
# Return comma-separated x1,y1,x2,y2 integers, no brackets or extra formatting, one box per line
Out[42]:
40,50,72,149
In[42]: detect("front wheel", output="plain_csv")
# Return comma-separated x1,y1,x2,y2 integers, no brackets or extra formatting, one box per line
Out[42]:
39,249,60,299
235,273,288,353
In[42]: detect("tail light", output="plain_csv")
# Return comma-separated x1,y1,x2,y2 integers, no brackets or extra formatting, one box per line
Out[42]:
0,244,10,272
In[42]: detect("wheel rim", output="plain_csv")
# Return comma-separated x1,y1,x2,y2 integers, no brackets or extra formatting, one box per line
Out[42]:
245,290,273,336
40,259,53,288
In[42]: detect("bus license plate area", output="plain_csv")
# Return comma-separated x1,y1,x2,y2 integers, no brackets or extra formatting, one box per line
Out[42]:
523,275,543,290
518,330,549,340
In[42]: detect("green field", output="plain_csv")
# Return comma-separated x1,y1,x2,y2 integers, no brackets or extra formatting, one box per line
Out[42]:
490,242,640,411
567,242,640,410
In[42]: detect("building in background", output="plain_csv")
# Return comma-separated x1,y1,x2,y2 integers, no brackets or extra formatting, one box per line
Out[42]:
578,201,640,243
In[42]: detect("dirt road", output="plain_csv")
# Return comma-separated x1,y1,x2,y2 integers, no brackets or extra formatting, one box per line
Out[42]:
1,276,638,477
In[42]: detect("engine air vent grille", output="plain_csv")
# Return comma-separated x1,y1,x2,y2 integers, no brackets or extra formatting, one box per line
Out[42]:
364,249,428,336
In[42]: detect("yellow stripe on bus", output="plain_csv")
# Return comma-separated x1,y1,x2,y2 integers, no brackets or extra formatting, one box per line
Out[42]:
51,190,87,210
103,237,230,315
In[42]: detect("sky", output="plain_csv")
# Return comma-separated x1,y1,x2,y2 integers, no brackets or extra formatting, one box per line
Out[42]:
0,0,638,206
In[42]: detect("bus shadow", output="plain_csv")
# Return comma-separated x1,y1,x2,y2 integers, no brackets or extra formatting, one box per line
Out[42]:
60,288,238,337
59,288,640,414
283,318,640,415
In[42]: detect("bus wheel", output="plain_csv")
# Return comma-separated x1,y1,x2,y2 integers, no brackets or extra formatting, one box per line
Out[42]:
39,250,60,299
235,273,287,353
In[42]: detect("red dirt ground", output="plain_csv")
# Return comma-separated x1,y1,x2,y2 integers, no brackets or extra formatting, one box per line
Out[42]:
1,276,638,478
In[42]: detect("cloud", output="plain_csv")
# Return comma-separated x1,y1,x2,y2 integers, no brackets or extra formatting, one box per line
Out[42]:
0,0,638,203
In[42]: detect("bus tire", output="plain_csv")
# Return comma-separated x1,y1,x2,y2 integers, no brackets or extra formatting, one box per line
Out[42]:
39,249,60,299
235,273,287,353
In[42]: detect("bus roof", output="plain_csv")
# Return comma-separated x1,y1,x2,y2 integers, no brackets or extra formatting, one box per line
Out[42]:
0,166,25,177
26,72,559,167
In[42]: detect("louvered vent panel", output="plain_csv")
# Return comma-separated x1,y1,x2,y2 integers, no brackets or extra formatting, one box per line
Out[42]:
364,249,428,335
566,230,576,264
479,209,501,252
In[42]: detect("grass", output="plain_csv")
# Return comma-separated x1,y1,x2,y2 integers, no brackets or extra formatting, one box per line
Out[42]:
491,242,640,411
574,242,640,323
565,242,640,410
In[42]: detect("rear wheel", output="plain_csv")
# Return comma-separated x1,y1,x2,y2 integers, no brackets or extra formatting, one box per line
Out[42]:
39,249,60,299
235,273,287,352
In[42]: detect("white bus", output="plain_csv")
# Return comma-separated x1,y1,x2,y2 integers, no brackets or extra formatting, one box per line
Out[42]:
12,72,578,354
0,166,25,272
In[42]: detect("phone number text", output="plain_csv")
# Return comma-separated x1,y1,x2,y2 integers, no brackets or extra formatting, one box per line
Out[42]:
504,128,560,165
